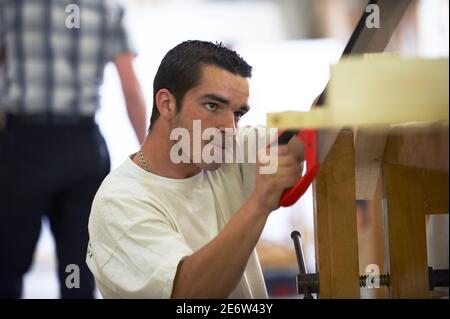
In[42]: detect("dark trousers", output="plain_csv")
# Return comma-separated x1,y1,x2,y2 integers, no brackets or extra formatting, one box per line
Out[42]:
0,116,110,298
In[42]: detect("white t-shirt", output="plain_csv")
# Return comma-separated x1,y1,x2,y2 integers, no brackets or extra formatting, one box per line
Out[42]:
86,129,269,299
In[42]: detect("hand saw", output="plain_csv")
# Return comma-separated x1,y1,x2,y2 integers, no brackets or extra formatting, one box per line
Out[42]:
278,0,412,207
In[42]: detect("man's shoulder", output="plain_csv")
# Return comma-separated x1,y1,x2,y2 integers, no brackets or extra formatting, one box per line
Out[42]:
89,159,169,234
91,159,154,215
96,159,138,195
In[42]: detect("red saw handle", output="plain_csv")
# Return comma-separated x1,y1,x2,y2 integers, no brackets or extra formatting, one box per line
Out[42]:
276,129,320,207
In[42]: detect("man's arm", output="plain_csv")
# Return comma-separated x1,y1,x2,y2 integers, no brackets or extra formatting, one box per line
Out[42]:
171,145,304,298
171,192,269,298
113,52,147,144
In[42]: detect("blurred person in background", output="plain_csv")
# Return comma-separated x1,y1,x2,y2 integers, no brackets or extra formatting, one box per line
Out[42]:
0,0,147,298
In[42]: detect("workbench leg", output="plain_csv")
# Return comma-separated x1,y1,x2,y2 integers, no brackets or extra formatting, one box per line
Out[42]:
313,130,360,298
382,163,429,298
383,163,449,298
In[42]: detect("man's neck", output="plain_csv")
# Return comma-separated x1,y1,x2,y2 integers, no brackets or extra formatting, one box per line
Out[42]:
135,127,201,179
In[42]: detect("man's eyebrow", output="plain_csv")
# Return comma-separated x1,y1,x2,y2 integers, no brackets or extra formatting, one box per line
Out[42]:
201,94,250,111
201,94,230,105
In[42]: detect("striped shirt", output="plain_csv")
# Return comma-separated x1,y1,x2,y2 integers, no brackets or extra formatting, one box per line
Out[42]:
0,0,135,116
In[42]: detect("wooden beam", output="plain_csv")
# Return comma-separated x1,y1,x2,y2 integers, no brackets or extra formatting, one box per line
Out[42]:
384,125,449,173
354,127,389,200
382,163,429,298
423,170,449,215
313,130,360,298
267,57,449,130
381,125,448,298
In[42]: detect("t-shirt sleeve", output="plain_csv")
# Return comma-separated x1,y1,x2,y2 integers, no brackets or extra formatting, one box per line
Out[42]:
105,5,136,62
88,202,193,299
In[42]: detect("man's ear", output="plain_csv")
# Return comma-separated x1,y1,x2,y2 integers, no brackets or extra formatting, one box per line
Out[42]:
155,88,177,121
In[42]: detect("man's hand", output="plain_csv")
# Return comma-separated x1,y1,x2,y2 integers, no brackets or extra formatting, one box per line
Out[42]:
253,141,304,213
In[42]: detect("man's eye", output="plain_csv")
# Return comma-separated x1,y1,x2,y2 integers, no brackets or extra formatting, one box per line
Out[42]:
204,103,218,111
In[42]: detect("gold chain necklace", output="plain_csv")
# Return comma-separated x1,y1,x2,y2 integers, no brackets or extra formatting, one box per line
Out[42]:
138,148,150,172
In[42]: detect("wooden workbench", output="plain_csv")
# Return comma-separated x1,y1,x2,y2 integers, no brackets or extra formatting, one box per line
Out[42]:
313,124,448,298
267,56,449,298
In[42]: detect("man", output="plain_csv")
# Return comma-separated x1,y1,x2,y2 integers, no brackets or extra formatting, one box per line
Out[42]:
0,1,147,298
86,40,304,298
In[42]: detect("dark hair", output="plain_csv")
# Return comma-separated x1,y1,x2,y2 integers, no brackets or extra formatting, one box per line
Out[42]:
149,40,253,130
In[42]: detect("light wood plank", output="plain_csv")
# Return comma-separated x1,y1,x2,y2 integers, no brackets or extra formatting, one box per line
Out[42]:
423,170,449,215
354,127,389,200
267,57,448,129
382,163,429,298
384,125,449,173
313,130,360,298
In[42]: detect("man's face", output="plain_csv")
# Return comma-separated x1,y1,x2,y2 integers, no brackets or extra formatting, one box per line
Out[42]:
171,64,250,171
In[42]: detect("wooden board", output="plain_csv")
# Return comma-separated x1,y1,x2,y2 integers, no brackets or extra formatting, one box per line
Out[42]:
267,57,449,129
382,131,449,298
313,130,360,298
382,163,430,298
384,125,449,173
354,123,449,200
354,127,389,200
